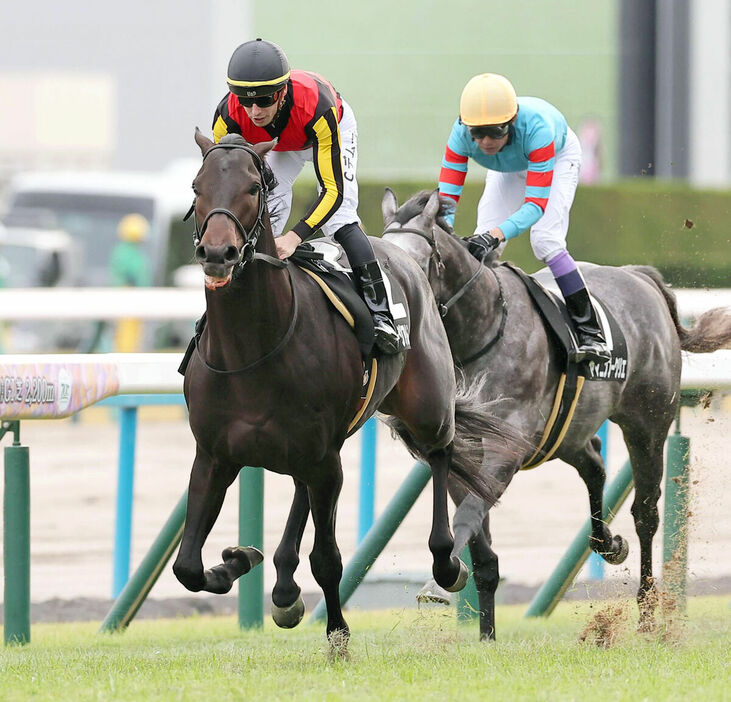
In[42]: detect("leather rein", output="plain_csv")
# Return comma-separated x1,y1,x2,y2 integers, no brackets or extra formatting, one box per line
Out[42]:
185,142,298,375
382,224,507,365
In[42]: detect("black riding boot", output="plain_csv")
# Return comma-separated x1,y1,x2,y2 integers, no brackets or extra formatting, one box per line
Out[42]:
353,261,404,354
564,287,611,363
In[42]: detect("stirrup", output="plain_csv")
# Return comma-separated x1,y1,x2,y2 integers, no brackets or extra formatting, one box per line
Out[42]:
373,316,406,354
571,341,611,364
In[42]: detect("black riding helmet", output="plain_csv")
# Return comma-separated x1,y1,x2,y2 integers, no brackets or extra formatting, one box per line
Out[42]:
227,38,290,98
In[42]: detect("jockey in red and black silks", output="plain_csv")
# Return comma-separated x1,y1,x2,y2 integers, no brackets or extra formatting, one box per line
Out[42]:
213,69,344,243
211,38,405,354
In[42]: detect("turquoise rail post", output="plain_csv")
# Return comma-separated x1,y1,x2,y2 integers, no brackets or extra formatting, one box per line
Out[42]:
525,458,634,618
99,393,187,597
100,490,188,632
113,406,138,597
238,467,264,628
587,420,610,581
663,416,690,611
311,461,432,621
358,418,377,544
3,421,30,645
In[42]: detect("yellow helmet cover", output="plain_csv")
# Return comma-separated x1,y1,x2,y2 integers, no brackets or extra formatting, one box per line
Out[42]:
460,73,518,126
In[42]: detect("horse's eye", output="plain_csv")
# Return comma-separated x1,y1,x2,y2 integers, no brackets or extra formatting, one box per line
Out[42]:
249,183,261,196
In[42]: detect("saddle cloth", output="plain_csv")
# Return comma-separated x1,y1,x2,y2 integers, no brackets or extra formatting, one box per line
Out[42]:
292,241,412,435
503,263,629,469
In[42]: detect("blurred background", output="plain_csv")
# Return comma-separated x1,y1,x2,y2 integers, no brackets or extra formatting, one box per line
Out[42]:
0,0,728,335
0,1,728,611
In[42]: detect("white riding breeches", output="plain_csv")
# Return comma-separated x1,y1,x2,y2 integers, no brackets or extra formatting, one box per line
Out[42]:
267,99,361,238
475,127,582,262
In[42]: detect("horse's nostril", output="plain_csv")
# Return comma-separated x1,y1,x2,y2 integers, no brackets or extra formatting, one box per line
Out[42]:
224,245,240,264
195,245,206,262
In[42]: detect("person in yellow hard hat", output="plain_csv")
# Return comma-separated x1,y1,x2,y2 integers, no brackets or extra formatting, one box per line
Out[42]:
110,214,151,351
438,73,610,363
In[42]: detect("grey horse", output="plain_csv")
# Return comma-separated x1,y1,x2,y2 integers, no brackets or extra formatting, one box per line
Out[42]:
382,188,731,641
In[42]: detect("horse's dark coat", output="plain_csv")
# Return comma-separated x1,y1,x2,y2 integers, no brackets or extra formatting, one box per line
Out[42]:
172,133,522,654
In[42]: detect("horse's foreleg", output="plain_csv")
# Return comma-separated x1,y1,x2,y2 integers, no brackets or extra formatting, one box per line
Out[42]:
173,448,246,594
271,478,310,628
469,519,500,642
428,445,468,592
306,454,349,658
569,436,629,565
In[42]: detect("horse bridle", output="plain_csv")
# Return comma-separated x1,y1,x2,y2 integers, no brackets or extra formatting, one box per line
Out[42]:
183,142,285,272
381,223,508,365
185,141,299,375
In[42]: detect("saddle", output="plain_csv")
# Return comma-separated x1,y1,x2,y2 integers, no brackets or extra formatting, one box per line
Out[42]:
503,263,628,469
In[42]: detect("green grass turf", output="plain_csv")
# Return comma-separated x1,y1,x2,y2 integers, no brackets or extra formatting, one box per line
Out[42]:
0,596,728,701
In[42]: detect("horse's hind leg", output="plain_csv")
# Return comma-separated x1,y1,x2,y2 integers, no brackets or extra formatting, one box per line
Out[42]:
306,453,349,656
173,449,262,594
567,435,629,564
621,424,667,632
271,478,309,628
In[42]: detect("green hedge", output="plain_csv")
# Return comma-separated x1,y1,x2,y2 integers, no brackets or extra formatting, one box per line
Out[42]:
288,179,731,288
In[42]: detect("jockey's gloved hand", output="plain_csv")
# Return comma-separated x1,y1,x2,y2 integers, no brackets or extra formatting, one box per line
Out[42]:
465,233,500,260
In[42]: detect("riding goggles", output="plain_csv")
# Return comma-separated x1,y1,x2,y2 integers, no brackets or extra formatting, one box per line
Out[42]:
237,91,281,108
469,122,511,140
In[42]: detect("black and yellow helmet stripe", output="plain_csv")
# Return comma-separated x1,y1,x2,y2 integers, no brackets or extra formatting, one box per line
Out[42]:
227,71,291,88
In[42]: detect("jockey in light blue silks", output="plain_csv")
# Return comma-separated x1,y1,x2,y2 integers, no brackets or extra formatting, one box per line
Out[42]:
438,73,610,363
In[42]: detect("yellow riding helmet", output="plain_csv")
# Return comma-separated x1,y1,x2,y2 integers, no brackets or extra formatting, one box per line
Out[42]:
459,73,518,126
117,214,150,243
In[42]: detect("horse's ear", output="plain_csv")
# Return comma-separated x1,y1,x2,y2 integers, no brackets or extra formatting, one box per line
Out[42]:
194,127,214,156
423,189,441,222
382,187,399,224
252,138,278,159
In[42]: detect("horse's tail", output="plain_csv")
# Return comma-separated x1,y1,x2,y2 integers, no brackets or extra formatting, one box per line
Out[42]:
386,374,530,507
626,265,731,353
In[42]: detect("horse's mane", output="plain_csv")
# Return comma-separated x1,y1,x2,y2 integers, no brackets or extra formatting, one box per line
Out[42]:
218,134,278,193
395,190,456,234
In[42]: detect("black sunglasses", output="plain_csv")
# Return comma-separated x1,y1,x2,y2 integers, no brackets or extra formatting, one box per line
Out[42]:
237,91,281,108
469,122,510,140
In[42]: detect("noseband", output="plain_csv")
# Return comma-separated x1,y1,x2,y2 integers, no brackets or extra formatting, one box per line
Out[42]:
184,142,285,271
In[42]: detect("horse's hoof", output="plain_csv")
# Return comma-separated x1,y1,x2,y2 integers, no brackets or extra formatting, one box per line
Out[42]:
327,628,351,662
222,546,264,572
416,579,452,606
444,558,470,593
271,595,305,629
602,535,629,565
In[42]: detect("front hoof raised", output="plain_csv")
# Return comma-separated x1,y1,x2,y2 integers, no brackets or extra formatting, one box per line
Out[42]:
222,546,264,574
444,558,470,593
602,535,629,565
416,579,452,606
271,595,305,629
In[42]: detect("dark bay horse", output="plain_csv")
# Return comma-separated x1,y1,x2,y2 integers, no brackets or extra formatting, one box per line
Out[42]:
172,132,519,655
382,189,731,641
